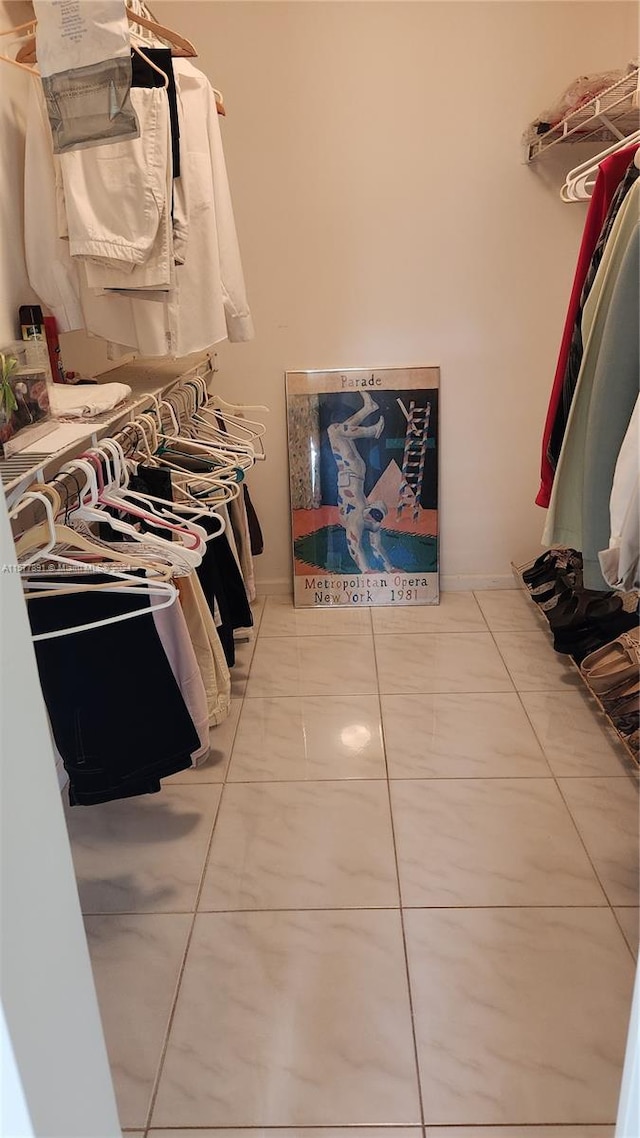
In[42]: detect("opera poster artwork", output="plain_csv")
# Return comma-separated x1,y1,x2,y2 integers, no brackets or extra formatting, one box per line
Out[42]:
286,367,439,608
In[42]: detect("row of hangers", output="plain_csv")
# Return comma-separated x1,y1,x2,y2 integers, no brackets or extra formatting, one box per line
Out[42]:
9,376,269,641
561,130,640,202
0,5,226,115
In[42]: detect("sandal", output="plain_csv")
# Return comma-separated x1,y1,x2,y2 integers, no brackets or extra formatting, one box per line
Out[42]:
548,591,620,633
523,548,580,586
581,628,640,694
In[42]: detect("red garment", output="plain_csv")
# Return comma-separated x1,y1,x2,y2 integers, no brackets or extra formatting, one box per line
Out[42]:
536,145,639,508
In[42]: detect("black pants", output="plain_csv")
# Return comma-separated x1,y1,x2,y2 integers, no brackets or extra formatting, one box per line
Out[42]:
28,579,199,805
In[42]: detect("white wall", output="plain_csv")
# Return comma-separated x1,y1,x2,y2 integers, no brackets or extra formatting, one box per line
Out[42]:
154,0,638,591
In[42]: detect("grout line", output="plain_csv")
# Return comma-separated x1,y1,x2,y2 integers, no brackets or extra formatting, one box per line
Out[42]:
370,624,427,1132
489,598,639,965
143,600,256,1132
85,903,617,917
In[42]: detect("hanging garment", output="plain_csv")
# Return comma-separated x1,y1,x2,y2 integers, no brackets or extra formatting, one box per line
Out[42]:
196,519,254,667
131,47,181,178
581,226,639,589
230,489,256,602
547,155,640,474
24,80,84,332
60,85,170,268
244,485,264,556
24,58,253,354
535,144,639,507
177,574,231,726
599,396,640,592
28,580,200,805
543,191,639,560
34,0,139,153
152,593,210,764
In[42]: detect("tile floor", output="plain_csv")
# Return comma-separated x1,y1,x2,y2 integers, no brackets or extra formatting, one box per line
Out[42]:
63,590,639,1136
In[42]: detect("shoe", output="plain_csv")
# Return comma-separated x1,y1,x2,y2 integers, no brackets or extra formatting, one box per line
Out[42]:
529,560,582,599
609,693,639,722
613,712,640,737
624,728,639,754
601,678,640,713
547,590,620,633
531,569,580,605
580,627,640,692
522,548,580,586
558,612,639,664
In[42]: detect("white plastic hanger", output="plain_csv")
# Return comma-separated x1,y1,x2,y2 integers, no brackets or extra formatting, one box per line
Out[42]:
561,130,640,201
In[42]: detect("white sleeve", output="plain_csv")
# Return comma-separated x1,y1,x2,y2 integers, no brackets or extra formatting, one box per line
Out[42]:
599,397,640,591
206,85,254,342
24,82,84,332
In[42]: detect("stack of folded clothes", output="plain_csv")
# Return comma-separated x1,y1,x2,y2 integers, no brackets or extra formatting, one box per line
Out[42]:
522,548,639,664
581,629,640,755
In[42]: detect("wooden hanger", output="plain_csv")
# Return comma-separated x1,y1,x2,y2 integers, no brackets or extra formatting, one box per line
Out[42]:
8,12,226,114
0,18,38,74
14,11,195,64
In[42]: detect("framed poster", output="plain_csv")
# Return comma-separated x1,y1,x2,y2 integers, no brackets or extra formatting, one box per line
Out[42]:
286,366,439,608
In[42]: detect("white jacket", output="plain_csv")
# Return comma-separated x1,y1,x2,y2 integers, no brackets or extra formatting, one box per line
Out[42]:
24,60,253,355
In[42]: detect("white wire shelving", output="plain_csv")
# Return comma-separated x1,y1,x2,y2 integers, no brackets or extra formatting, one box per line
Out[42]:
524,66,639,163
1,352,213,503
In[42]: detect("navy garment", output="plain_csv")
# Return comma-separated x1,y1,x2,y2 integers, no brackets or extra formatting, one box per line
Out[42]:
196,520,253,667
28,579,198,805
244,485,264,556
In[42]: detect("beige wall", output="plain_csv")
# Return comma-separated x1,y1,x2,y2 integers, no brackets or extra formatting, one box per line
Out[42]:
153,0,637,590
1,2,637,589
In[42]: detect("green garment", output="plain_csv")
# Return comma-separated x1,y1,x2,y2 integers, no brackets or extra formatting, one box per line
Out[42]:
542,179,640,551
582,225,639,588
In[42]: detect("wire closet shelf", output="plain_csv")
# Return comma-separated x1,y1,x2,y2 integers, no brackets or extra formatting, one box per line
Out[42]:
524,67,640,163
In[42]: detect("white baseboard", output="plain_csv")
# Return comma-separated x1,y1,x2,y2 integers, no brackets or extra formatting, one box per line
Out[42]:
440,574,518,591
254,577,292,596
255,574,518,596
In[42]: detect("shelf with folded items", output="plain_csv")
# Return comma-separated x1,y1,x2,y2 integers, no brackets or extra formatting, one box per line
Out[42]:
1,351,213,501
523,67,640,163
511,558,639,768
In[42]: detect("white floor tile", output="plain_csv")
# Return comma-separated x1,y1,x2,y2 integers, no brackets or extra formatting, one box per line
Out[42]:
260,594,372,637
66,784,221,913
474,588,544,631
85,913,190,1129
382,692,549,778
152,910,421,1125
615,908,639,959
559,776,640,906
372,591,486,634
520,689,634,777
493,631,581,691
228,695,385,781
405,907,634,1125
167,700,242,784
247,636,377,697
200,780,398,910
392,778,605,906
375,632,513,694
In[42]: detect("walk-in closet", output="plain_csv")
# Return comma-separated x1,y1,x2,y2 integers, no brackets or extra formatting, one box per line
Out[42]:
0,2,638,1136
